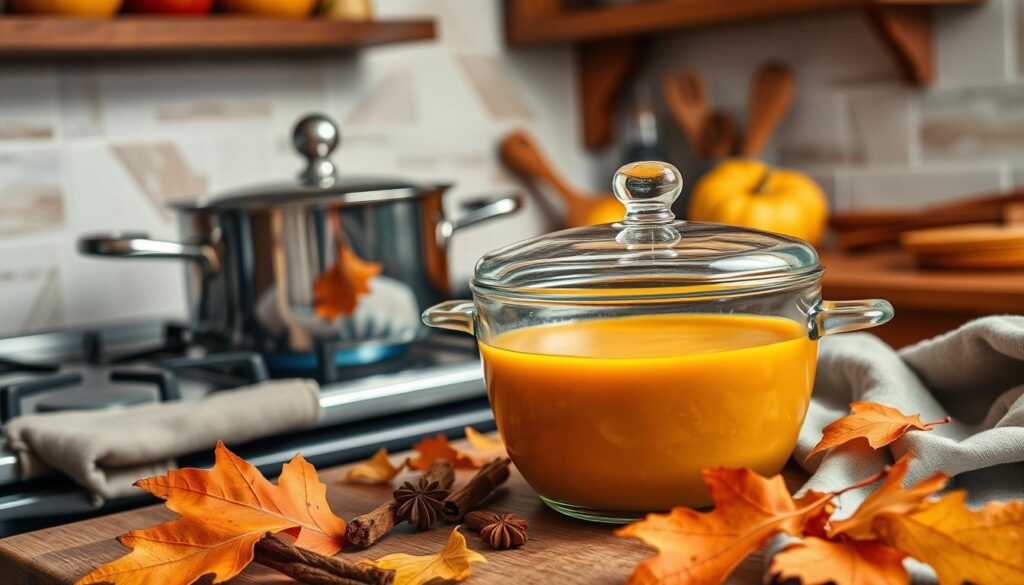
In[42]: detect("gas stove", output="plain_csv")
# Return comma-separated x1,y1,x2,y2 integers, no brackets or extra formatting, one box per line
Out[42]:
0,322,493,536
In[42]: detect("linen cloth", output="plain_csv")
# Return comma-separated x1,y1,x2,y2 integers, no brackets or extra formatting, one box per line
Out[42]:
767,315,1024,582
4,378,322,504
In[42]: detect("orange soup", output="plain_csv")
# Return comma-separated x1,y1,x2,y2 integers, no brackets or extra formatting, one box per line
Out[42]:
479,314,817,514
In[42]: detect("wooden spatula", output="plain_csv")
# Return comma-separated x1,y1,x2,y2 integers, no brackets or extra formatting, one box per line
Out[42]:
740,61,796,157
663,68,710,157
702,110,738,159
500,129,622,227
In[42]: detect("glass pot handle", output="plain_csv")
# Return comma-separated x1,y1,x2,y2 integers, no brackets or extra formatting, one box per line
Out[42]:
422,300,475,335
810,299,895,340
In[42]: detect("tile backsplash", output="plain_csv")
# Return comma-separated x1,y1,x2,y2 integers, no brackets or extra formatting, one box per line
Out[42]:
0,0,582,336
636,0,1021,213
0,0,1017,336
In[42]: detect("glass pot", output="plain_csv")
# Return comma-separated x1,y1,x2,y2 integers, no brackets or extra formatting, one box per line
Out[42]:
422,161,893,523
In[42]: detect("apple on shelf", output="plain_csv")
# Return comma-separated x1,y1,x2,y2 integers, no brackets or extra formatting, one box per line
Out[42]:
124,0,214,15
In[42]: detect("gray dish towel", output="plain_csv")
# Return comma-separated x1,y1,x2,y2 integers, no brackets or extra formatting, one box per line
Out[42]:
767,315,1024,582
3,378,322,504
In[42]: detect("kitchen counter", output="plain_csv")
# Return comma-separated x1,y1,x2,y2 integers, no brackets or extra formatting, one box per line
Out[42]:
0,436,808,584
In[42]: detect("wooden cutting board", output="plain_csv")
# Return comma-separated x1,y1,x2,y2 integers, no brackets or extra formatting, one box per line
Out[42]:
0,437,808,584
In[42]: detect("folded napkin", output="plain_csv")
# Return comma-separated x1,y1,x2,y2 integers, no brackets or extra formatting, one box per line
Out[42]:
768,316,1024,582
4,378,322,504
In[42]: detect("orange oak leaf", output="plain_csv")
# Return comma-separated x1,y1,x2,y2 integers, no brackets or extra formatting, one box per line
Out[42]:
76,442,346,585
358,527,486,585
616,468,833,585
874,491,1024,585
343,447,406,484
829,454,948,540
770,537,909,585
313,244,383,320
807,401,950,460
794,490,836,539
408,434,480,471
136,441,346,555
76,516,272,585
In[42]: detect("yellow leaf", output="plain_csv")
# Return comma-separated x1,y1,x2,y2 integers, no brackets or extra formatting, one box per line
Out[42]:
615,468,832,585
875,491,1024,585
358,527,486,585
770,537,909,585
829,454,947,540
76,442,346,585
464,426,505,455
343,447,405,484
807,401,949,460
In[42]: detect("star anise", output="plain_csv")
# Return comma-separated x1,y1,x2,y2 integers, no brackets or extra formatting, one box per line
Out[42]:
393,478,448,530
464,510,529,549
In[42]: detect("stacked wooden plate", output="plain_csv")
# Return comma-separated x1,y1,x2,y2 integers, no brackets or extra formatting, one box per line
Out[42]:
901,224,1024,269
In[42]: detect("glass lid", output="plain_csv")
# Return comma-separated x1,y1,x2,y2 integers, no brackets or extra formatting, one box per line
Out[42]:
171,114,438,211
472,161,821,300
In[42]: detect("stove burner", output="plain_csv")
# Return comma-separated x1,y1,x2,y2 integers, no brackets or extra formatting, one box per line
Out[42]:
36,386,154,413
0,353,268,422
0,356,60,376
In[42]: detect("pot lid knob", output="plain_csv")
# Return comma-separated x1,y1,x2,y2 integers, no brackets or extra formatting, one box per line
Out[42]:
612,161,682,225
293,114,340,187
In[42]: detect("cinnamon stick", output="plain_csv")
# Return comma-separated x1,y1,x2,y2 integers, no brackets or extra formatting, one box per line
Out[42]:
345,460,454,548
254,534,393,585
443,458,511,522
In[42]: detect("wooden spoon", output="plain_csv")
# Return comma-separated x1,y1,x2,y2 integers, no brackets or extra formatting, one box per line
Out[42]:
740,61,796,157
663,68,709,157
500,130,622,227
702,110,738,159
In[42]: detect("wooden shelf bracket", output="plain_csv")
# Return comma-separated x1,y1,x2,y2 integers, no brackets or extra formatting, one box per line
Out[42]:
578,37,640,150
865,4,935,85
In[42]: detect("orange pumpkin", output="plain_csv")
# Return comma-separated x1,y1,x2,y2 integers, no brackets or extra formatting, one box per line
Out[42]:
689,159,828,246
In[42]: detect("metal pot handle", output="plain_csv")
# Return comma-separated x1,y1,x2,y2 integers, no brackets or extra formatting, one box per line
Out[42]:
436,193,522,247
78,233,220,276
809,299,894,339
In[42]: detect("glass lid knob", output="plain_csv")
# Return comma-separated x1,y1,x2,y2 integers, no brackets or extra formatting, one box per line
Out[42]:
612,161,682,225
293,114,340,187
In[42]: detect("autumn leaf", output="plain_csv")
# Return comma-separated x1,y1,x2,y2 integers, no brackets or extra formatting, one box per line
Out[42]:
137,441,346,555
874,491,1024,585
76,516,270,585
794,490,836,539
408,434,479,471
829,454,948,540
464,426,506,455
807,401,950,460
76,442,347,585
343,447,405,484
358,527,486,585
770,537,909,585
313,244,382,320
615,468,832,585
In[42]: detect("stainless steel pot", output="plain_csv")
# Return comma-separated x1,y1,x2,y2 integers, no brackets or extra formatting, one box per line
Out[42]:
79,115,521,368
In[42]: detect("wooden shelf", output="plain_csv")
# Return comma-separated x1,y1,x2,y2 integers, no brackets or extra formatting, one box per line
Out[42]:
821,248,1024,347
505,0,984,149
0,16,435,57
506,0,979,46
